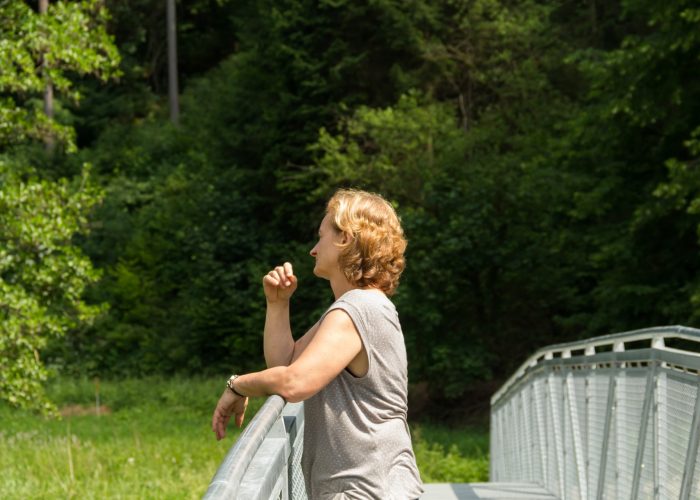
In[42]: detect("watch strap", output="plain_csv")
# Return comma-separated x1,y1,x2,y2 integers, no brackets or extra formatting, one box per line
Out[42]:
226,374,245,397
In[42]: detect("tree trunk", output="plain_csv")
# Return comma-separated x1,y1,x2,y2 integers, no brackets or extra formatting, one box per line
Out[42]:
589,0,598,45
39,0,54,151
167,0,180,125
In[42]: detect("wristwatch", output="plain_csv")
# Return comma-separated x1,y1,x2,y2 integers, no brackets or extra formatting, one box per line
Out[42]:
226,374,245,397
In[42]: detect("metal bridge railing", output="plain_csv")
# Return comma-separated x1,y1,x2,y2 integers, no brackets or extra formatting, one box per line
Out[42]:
203,396,307,500
490,325,700,500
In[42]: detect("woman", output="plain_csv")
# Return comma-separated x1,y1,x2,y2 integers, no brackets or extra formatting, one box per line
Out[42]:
211,189,424,499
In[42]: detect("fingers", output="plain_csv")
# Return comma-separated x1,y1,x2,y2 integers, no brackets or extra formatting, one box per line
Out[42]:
274,263,292,287
264,262,295,288
212,407,226,440
235,398,249,428
212,392,236,440
214,412,233,440
263,273,280,287
212,394,249,440
212,403,223,432
219,414,232,440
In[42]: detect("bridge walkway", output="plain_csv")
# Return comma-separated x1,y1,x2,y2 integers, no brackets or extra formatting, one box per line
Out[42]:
423,482,558,499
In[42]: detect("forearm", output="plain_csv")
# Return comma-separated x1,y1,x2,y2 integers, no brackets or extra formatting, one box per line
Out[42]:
233,366,300,402
263,301,295,367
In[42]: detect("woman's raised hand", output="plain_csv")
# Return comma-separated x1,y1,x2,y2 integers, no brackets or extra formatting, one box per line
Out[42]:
263,262,298,303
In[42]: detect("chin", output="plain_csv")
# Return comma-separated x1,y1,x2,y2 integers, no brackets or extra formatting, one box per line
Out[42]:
313,266,329,280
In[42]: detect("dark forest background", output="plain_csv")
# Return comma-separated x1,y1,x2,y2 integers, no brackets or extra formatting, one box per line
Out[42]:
2,0,699,417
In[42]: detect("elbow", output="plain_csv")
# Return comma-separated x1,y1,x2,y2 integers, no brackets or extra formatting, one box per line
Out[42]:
284,392,305,404
278,367,312,403
264,351,293,369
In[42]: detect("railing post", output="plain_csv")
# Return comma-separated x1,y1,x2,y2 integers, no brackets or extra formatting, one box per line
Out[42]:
585,345,595,498
679,383,700,500
630,367,655,500
613,341,626,499
521,385,533,483
548,367,565,498
566,369,587,499
650,335,663,500
656,370,668,499
596,375,616,500
534,376,549,489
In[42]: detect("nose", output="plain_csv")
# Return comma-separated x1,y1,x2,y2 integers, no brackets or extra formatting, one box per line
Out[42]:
310,246,317,257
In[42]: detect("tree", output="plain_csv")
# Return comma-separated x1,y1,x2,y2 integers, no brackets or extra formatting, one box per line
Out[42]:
39,0,54,151
59,0,435,376
0,0,120,151
0,164,103,413
558,0,700,334
166,0,180,124
0,0,120,412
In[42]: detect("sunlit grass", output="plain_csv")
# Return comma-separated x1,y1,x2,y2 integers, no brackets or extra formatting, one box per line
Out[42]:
0,377,261,499
1,377,489,498
412,422,490,482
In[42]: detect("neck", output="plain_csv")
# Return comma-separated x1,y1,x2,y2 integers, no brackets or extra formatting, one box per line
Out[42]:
330,278,385,300
330,276,355,300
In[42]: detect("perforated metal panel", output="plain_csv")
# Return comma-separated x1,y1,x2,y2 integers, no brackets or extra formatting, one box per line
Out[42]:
490,326,700,500
288,422,307,500
692,446,700,500
659,373,696,499
586,371,610,498
616,371,647,496
637,397,656,500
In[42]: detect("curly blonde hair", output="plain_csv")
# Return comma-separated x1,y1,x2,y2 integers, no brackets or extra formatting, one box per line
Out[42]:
326,189,407,296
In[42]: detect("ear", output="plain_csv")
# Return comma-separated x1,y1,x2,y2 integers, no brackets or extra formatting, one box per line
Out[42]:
341,231,352,244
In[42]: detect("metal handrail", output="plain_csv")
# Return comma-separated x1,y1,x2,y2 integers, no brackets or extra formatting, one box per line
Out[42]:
204,396,307,500
204,395,286,499
491,325,700,405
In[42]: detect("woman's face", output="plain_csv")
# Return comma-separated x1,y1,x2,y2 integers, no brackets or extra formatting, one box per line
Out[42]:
310,213,345,279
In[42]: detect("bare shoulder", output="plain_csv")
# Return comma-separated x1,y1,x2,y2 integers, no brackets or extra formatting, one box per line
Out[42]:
320,308,356,330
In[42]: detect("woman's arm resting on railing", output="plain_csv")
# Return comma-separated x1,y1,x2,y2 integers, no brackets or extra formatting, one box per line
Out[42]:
232,310,361,402
212,309,363,439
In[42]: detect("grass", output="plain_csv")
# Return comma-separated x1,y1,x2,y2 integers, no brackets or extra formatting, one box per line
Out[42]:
0,377,489,498
411,421,490,483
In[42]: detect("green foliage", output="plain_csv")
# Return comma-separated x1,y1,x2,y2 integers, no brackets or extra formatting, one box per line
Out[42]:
414,441,489,483
412,423,489,482
52,0,437,377
304,92,462,204
4,0,698,411
0,0,120,149
557,0,700,333
0,164,104,412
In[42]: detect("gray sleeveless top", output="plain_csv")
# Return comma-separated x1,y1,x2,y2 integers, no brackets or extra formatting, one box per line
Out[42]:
301,289,424,500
